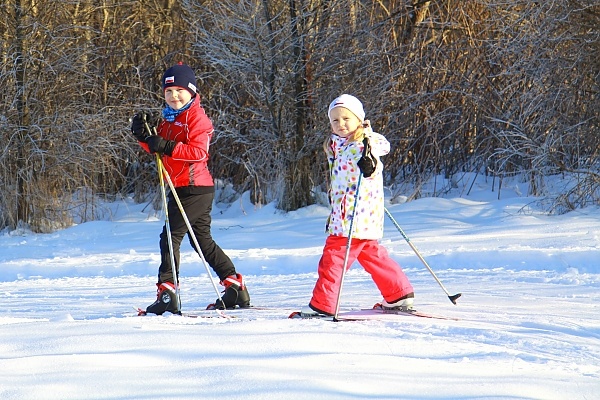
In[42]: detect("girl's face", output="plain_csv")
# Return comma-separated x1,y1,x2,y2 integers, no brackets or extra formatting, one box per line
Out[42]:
164,86,193,110
329,107,362,138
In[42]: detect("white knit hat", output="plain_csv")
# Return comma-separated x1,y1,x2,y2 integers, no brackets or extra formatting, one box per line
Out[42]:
328,94,365,122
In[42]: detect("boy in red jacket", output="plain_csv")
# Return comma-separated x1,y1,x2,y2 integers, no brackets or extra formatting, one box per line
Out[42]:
131,63,250,314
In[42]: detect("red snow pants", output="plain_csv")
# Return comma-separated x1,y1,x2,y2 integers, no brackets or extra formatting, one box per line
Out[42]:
309,235,414,315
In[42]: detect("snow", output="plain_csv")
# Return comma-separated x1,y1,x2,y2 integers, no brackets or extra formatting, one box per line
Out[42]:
1,175,599,399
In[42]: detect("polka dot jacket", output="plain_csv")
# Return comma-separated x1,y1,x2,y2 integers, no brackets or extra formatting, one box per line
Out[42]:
325,129,390,240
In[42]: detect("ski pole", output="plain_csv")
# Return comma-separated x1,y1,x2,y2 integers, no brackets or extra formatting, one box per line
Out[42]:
145,122,224,306
333,173,363,321
384,207,461,304
156,158,224,304
141,115,182,313
155,152,182,313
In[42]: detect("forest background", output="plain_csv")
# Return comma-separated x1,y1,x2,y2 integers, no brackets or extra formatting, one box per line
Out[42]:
1,0,598,233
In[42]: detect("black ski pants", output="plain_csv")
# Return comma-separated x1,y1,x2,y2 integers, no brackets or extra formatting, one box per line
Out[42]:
157,191,236,284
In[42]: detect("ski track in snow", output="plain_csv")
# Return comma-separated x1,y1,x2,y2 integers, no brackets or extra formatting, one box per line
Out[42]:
1,190,599,399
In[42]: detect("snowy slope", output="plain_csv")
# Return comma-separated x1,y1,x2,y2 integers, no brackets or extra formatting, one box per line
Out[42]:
0,177,599,399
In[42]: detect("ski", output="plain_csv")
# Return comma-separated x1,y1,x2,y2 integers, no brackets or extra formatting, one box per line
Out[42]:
287,310,374,321
132,305,290,319
288,305,457,321
205,304,277,311
364,303,457,320
133,307,235,319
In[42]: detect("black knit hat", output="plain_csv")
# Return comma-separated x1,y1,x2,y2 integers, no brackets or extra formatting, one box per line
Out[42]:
162,62,197,95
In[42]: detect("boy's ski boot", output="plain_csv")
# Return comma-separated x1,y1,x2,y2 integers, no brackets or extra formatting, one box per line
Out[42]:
145,282,180,315
381,292,415,311
211,274,250,309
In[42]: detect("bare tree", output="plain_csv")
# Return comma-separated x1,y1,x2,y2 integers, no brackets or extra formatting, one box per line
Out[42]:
480,0,599,209
0,0,189,231
0,0,597,232
179,0,330,210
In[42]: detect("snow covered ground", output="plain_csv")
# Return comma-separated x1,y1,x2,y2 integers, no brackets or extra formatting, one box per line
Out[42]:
1,175,599,399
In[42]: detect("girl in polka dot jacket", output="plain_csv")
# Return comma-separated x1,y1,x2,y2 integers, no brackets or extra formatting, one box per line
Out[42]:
303,94,414,317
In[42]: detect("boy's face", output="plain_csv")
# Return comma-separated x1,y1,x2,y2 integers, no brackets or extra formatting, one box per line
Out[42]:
329,107,362,138
164,86,193,110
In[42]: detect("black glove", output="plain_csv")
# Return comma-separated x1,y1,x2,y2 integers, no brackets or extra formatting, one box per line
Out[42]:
147,135,176,156
357,137,376,178
130,113,148,142
130,111,161,142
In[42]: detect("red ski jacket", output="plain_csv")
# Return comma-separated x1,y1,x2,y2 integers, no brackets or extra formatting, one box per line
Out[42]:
140,96,215,191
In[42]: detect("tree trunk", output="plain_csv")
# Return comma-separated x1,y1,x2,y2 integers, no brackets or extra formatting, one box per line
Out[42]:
14,0,30,225
281,0,313,211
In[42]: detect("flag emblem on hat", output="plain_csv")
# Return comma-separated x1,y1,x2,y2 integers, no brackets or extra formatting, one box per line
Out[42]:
165,76,175,84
